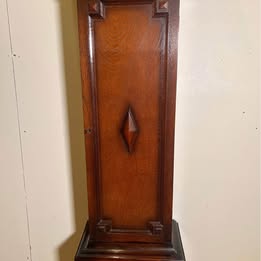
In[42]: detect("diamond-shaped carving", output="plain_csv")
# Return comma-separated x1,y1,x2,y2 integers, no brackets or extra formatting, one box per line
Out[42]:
121,107,138,153
159,0,168,10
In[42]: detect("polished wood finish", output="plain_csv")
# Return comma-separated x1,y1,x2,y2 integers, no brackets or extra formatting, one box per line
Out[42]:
76,0,184,259
76,221,185,260
120,106,139,153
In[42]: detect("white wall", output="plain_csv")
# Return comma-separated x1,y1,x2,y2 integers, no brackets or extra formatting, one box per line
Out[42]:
174,1,260,260
0,0,31,260
0,0,259,261
1,0,87,260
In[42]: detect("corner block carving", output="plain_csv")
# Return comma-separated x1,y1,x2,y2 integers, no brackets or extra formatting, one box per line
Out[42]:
148,221,164,235
121,106,139,153
88,0,104,19
159,0,168,10
96,219,112,233
154,0,169,16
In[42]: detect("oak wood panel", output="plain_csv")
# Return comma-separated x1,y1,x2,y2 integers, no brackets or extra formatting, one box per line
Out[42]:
96,4,163,229
77,0,180,245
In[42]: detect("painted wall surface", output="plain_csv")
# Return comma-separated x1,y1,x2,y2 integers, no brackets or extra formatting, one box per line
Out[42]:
174,1,260,260
0,0,259,261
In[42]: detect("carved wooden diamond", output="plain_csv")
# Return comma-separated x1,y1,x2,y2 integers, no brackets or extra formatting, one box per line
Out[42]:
121,107,138,153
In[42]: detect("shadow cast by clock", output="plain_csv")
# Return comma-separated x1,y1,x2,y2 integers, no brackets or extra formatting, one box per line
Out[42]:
55,0,88,260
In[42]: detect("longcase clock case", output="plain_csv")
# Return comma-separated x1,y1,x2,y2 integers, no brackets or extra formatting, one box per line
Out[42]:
75,0,185,260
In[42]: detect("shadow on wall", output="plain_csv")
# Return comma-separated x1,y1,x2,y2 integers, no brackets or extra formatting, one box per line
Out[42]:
55,0,88,260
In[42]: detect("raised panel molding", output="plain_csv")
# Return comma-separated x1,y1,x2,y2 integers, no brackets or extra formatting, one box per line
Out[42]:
87,0,169,19
87,1,168,237
96,219,164,236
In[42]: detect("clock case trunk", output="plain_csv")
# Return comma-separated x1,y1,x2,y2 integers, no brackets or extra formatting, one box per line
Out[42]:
75,0,185,260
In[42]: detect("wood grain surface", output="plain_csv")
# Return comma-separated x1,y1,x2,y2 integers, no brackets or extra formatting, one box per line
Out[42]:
77,0,179,244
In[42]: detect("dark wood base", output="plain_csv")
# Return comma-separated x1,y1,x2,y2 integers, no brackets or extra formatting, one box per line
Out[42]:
75,220,185,261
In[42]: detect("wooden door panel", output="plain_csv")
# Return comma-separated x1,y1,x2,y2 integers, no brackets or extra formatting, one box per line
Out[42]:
96,4,164,228
77,0,179,244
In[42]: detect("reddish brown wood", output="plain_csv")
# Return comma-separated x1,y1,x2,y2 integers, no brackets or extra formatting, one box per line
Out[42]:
76,0,183,260
120,106,139,153
75,221,185,260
